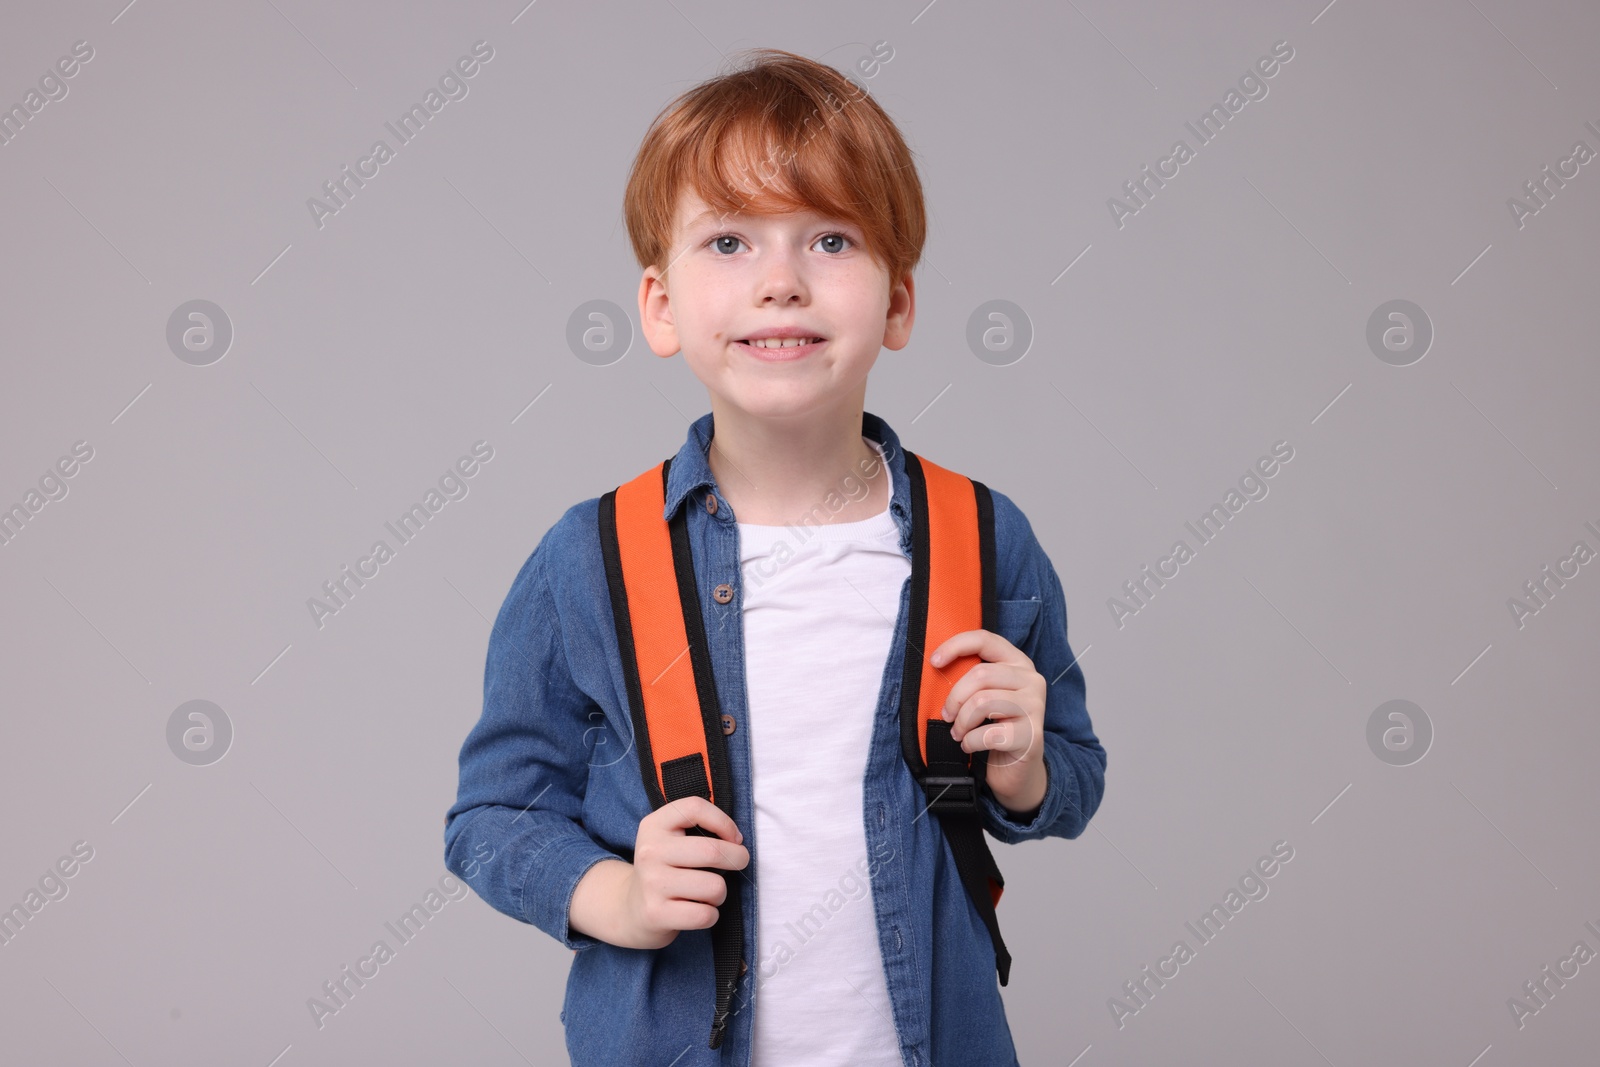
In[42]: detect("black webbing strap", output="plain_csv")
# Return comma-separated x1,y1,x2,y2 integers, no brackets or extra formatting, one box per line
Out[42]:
658,753,743,1049
922,719,1012,985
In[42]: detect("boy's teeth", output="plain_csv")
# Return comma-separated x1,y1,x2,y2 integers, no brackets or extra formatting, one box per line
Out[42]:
744,337,821,348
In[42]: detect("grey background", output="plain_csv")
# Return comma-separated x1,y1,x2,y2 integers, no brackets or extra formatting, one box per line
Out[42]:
2,0,1597,1063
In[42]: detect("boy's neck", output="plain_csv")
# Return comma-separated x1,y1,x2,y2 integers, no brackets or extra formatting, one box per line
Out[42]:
703,401,888,527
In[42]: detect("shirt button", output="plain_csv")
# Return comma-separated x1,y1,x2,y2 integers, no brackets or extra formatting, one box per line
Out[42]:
721,713,736,735
713,583,734,604
739,957,749,976
705,493,718,515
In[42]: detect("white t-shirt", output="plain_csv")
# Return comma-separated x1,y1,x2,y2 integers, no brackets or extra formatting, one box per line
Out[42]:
741,437,909,1066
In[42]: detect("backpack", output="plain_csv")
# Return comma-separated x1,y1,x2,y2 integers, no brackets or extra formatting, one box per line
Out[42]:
598,446,1011,1050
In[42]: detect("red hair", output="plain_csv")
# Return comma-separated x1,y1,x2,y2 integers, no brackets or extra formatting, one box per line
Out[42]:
622,48,926,286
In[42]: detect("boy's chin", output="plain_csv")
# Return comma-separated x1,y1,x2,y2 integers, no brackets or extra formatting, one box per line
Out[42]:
712,389,856,423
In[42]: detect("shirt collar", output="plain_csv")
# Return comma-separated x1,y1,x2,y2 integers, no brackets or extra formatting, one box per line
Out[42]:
662,409,911,533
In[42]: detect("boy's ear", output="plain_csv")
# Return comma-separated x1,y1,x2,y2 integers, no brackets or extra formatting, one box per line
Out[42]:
882,271,916,352
638,266,680,358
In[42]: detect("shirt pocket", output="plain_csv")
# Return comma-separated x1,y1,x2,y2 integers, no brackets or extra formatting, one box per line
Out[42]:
993,597,1041,649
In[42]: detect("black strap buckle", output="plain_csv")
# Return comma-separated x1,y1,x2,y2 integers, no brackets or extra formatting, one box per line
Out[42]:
922,774,978,814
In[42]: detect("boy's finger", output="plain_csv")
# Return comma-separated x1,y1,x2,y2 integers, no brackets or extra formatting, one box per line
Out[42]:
983,716,1039,769
928,629,982,668
951,694,1025,745
961,721,1010,754
663,832,748,873
689,836,750,872
929,628,1016,669
942,663,1027,722
661,795,743,843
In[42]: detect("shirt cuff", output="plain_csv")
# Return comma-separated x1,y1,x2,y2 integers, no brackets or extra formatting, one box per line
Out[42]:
979,748,1060,843
521,832,621,952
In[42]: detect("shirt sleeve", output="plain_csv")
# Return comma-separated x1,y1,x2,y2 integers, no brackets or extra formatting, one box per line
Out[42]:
444,536,620,951
979,545,1107,844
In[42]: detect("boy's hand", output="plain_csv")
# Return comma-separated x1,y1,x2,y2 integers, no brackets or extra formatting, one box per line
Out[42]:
929,630,1048,818
622,795,749,950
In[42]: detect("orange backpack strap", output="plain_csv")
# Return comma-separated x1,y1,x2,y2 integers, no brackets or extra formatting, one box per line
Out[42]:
599,458,733,810
899,449,1013,986
598,457,742,1050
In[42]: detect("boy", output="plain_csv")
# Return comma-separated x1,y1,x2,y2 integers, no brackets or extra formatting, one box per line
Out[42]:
445,48,1106,1067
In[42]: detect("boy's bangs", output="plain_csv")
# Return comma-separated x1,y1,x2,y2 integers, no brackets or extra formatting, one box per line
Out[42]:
682,110,877,253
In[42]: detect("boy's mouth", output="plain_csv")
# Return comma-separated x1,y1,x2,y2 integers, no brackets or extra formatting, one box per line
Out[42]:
736,336,826,349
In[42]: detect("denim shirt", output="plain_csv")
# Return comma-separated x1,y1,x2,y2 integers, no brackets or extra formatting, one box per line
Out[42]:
444,410,1106,1067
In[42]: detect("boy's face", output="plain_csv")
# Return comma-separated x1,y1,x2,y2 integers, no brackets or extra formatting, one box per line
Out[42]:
638,188,914,424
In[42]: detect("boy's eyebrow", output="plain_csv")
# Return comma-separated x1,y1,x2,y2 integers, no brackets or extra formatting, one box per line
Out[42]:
685,208,726,230
683,208,852,233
